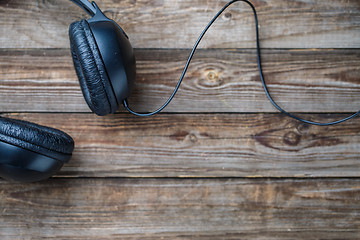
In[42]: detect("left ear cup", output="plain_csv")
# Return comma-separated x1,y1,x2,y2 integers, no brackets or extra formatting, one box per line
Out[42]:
0,117,74,182
69,20,117,116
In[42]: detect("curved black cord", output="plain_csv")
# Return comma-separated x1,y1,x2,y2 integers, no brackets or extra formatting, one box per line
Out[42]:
123,0,359,125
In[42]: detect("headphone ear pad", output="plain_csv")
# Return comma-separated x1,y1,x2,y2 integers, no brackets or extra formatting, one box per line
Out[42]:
0,117,74,156
69,20,115,116
0,117,74,182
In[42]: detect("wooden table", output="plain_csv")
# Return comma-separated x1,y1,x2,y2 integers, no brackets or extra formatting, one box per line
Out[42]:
1,0,360,239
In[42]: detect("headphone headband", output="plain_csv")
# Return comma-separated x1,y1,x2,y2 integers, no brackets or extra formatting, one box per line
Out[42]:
70,0,97,16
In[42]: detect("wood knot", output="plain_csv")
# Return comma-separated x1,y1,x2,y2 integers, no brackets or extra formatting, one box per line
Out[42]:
170,130,189,141
297,123,309,134
223,12,232,21
283,131,301,146
189,133,198,142
207,71,219,81
199,69,224,88
170,130,198,142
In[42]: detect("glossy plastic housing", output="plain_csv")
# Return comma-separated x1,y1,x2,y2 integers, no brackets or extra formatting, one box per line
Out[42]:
0,140,71,182
88,3,136,104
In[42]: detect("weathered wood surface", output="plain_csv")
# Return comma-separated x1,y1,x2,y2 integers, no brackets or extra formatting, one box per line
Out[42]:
1,113,359,178
1,0,360,238
1,178,359,240
1,49,359,113
1,0,359,49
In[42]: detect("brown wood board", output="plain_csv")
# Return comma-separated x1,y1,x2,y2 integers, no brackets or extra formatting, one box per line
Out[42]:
1,0,360,238
1,178,359,239
1,48,359,113
1,113,359,178
1,0,359,49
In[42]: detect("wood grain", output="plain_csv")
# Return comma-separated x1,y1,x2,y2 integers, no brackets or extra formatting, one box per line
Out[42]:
1,1,360,238
1,48,359,113
1,0,359,49
2,112,359,178
1,178,359,239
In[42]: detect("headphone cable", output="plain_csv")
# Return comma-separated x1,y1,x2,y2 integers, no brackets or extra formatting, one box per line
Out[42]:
123,0,359,126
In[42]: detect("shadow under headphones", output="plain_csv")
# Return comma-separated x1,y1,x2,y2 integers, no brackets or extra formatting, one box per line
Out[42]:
0,0,359,182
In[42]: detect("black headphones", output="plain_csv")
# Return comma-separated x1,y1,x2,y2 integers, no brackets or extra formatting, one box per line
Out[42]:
1,0,358,182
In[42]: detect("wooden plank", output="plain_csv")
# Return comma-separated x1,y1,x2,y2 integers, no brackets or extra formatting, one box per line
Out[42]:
1,0,359,49
2,113,359,178
1,178,359,239
1,48,359,113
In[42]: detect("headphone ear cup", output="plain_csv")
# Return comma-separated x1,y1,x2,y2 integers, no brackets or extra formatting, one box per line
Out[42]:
69,20,116,116
0,117,74,182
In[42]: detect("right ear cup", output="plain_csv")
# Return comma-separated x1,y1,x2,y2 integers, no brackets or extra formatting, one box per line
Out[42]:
0,117,74,182
69,20,117,116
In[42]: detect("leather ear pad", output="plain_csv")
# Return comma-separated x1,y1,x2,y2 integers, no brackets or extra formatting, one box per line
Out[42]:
69,19,115,116
0,117,74,161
